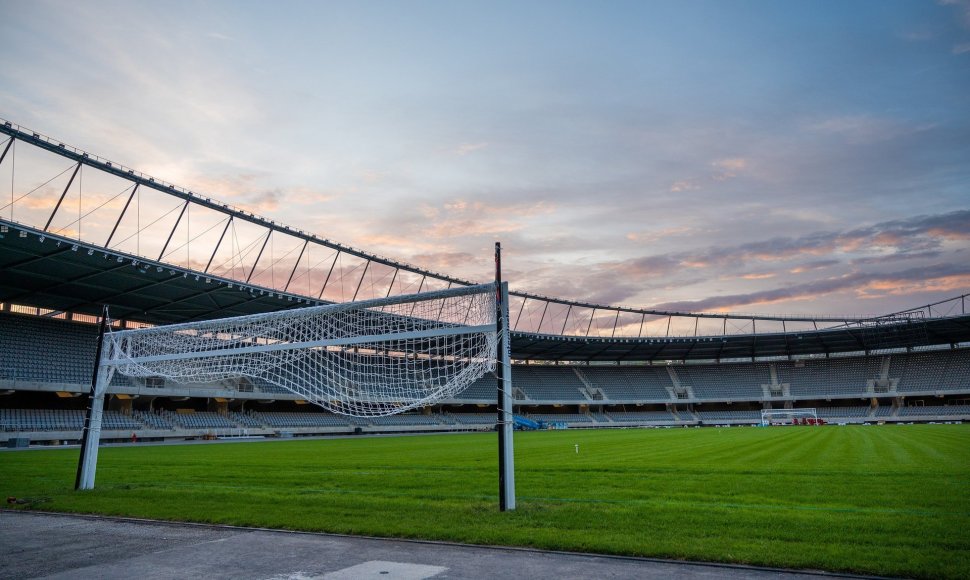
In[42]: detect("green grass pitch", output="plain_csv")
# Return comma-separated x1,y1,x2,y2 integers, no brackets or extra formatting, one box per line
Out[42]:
3,424,968,578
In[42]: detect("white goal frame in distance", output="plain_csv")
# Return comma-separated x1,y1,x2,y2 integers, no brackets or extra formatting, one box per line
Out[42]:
74,277,516,511
761,408,819,426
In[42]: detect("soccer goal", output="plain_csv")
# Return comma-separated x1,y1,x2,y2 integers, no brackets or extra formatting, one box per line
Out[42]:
761,408,819,426
75,271,516,510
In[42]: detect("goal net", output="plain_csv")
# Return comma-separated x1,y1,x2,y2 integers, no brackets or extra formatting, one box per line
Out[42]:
761,408,819,426
99,283,500,417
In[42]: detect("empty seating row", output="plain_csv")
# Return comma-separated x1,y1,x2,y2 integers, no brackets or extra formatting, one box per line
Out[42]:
369,414,443,426
678,365,768,400
252,411,350,428
891,350,970,392
606,410,678,422
530,413,594,424
446,413,497,425
897,405,970,417
817,407,871,418
577,367,672,401
0,313,97,384
161,411,238,429
513,367,586,401
133,410,176,429
696,409,761,421
1,409,141,431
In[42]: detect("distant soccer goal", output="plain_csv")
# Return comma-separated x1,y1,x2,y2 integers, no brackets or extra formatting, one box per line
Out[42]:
761,408,819,426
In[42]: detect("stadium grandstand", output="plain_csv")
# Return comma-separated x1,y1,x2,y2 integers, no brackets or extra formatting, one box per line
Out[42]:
1,118,970,444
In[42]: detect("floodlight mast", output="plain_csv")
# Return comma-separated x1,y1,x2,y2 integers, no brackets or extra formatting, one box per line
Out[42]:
496,242,516,511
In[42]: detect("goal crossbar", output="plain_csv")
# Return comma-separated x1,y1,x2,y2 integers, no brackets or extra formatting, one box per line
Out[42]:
107,323,497,366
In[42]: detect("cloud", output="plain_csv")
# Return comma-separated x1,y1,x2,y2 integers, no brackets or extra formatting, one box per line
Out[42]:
626,226,695,243
807,116,932,145
410,251,481,270
419,198,556,239
954,42,970,54
688,209,970,267
789,260,840,274
711,157,747,181
669,179,699,193
649,262,970,313
454,142,488,156
512,211,970,312
850,251,942,265
940,0,970,29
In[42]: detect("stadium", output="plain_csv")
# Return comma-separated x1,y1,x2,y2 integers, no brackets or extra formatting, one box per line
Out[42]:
2,118,968,442
2,114,970,578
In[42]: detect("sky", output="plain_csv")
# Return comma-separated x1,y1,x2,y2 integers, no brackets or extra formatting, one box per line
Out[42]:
0,0,968,317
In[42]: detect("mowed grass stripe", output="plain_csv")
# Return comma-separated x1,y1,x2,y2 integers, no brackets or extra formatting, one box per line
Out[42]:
2,424,968,579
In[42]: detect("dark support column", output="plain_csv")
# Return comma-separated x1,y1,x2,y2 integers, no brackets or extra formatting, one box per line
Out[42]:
319,251,340,299
44,162,82,231
247,230,272,283
105,184,138,247
205,216,233,273
0,137,14,168
352,259,371,301
537,301,549,333
384,268,399,298
284,240,309,292
158,200,189,261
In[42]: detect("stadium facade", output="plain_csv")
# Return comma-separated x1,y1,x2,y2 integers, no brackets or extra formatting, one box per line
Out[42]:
2,119,969,443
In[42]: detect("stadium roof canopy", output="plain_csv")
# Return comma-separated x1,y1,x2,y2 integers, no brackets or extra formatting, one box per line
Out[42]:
2,219,968,362
0,220,318,324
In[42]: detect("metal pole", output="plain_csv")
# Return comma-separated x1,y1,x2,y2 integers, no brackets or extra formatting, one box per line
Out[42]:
514,297,526,331
247,230,272,283
495,242,515,511
158,200,189,261
319,250,340,299
44,162,82,231
284,240,309,292
205,216,232,273
75,305,110,490
105,184,138,247
353,259,371,301
0,137,14,168
384,267,399,298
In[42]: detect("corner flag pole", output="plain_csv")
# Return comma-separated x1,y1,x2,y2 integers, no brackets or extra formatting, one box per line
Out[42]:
75,305,110,490
495,242,516,511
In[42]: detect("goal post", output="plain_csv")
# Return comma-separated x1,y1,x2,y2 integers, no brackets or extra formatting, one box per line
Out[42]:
75,281,513,507
761,408,819,426
495,243,514,511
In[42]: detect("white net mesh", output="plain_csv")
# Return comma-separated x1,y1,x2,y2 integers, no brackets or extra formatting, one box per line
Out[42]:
102,284,498,416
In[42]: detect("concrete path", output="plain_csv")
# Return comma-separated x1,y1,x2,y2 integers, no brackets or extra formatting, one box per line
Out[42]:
0,511,874,580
